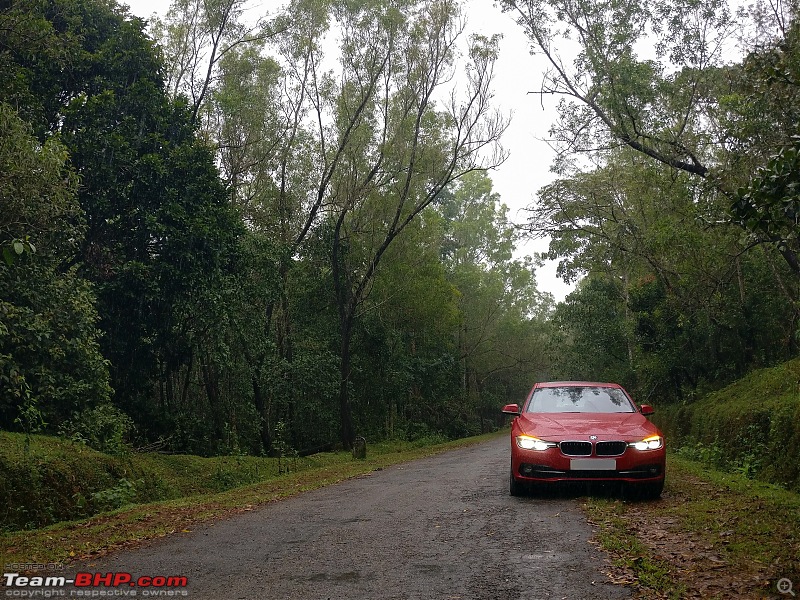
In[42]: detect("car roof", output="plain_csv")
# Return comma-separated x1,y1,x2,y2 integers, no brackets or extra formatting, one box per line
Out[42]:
532,381,624,389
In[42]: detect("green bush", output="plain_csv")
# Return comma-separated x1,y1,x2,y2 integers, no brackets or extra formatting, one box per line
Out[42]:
91,478,137,511
0,432,177,530
58,404,135,455
0,430,344,531
0,433,122,530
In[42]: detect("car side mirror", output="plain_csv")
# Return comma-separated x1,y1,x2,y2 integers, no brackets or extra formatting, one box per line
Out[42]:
640,404,655,416
502,403,521,415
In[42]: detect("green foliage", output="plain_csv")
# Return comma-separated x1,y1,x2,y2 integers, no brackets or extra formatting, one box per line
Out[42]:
2,237,36,268
674,439,728,468
0,268,112,429
658,357,800,490
503,0,728,177
440,172,552,430
272,421,298,475
0,101,112,433
538,146,798,402
1,0,799,475
12,392,46,444
550,275,634,384
730,18,800,264
505,0,800,279
318,0,506,446
736,138,800,257
0,0,544,461
0,0,245,447
58,404,135,455
0,432,127,530
90,478,138,511
209,457,264,491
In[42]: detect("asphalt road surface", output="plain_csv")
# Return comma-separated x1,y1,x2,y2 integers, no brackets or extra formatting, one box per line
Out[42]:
68,436,631,600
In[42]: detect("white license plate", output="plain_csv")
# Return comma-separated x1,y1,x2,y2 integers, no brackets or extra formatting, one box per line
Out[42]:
570,458,616,470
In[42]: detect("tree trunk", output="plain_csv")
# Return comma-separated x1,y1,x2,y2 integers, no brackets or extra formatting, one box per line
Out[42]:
338,318,355,449
200,351,225,442
276,284,296,440
252,376,272,454
180,348,193,408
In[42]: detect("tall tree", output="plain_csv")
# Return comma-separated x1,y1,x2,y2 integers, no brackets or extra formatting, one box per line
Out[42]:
535,148,798,399
351,214,462,439
0,0,243,440
0,103,111,432
733,16,800,274
440,172,552,425
155,0,332,452
501,0,733,176
152,0,278,125
503,0,800,276
322,0,507,447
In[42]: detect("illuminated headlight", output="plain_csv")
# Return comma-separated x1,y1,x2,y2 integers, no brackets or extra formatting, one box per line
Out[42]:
516,435,557,451
629,436,664,451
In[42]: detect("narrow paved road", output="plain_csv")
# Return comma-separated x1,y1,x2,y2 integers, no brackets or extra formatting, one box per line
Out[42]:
70,437,630,599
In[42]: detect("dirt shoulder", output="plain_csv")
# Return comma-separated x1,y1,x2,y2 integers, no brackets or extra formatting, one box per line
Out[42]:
582,455,800,599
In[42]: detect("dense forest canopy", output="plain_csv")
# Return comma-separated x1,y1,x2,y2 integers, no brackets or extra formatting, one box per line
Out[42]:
1,0,798,456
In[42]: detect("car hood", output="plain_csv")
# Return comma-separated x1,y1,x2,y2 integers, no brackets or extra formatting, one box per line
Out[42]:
516,412,659,441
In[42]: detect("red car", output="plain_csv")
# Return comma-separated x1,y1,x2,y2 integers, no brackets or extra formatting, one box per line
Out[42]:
502,381,665,498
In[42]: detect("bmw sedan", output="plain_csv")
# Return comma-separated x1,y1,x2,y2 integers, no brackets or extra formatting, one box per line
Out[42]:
502,381,665,498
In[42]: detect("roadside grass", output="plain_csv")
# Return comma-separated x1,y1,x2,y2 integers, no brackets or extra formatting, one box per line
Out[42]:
0,431,503,567
583,453,800,599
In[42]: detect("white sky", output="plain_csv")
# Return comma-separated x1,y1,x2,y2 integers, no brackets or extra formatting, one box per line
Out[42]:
123,0,575,302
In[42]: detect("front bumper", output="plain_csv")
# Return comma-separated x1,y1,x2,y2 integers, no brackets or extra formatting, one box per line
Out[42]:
516,462,664,482
511,445,666,483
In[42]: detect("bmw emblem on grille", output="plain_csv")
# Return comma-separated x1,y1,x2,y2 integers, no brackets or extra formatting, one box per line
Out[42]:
589,435,598,440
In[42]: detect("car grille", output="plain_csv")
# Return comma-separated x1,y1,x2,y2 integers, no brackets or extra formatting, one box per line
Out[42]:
557,440,628,456
559,441,592,456
595,441,627,456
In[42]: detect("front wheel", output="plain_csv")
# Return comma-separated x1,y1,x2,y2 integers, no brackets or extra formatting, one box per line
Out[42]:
629,479,664,500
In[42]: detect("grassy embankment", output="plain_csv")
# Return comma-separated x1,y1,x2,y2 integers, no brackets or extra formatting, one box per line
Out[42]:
0,430,503,566
656,357,800,491
584,358,800,598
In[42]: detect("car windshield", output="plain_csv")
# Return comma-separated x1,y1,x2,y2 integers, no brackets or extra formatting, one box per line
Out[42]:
525,386,635,414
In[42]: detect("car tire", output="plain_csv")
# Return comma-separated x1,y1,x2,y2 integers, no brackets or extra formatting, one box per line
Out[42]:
510,466,525,497
631,479,664,500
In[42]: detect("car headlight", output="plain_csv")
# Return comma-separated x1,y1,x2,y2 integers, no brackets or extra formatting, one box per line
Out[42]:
516,435,557,451
629,435,664,451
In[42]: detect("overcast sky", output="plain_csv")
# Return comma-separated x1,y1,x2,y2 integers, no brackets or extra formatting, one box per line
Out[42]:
123,0,575,302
